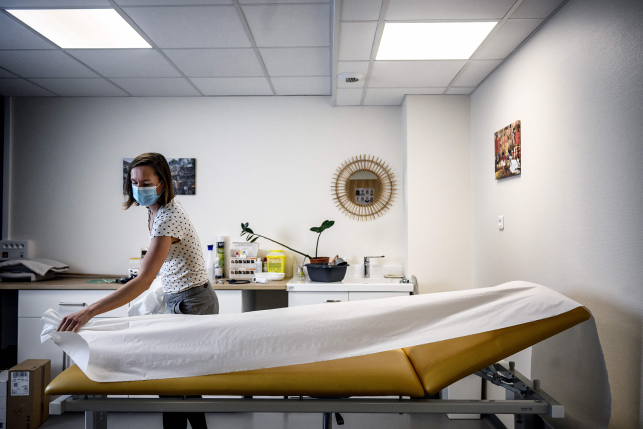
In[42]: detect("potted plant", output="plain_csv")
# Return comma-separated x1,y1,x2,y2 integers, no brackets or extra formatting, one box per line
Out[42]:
240,220,335,264
309,220,335,264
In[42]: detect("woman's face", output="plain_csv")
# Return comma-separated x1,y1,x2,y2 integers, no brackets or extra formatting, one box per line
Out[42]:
131,165,165,195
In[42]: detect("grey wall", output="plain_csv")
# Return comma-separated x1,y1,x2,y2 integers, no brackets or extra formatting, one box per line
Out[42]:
470,0,643,427
8,97,405,276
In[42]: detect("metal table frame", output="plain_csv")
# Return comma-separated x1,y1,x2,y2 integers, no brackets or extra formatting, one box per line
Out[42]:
49,362,563,429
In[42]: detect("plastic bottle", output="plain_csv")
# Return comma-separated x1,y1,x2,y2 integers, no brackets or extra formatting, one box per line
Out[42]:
255,258,262,273
262,257,267,272
266,250,286,273
215,237,225,280
206,245,215,283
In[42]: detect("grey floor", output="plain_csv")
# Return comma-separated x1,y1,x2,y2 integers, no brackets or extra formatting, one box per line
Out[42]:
40,412,503,429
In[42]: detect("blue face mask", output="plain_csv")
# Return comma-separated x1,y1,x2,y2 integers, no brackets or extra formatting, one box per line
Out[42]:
132,181,163,206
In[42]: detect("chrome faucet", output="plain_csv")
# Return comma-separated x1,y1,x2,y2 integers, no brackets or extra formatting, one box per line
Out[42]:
364,255,384,278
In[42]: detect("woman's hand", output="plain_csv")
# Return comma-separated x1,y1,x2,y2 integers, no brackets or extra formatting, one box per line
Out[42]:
57,306,95,332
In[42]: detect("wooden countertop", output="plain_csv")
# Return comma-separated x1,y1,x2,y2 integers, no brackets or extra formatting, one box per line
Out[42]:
0,276,289,291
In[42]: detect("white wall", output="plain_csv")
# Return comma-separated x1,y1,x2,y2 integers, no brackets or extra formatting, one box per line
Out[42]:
403,95,472,293
9,97,405,276
470,0,643,427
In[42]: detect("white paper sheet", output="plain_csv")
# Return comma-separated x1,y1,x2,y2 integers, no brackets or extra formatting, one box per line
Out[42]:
40,281,582,383
127,277,165,317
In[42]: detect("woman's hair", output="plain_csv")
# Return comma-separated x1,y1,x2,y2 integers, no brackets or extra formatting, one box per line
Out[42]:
123,153,175,209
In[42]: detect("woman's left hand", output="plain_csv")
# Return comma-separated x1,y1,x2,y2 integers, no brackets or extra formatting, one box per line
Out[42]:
57,307,94,332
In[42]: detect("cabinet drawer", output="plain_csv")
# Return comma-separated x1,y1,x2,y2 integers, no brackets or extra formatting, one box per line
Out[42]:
288,291,349,307
19,289,129,318
348,292,410,301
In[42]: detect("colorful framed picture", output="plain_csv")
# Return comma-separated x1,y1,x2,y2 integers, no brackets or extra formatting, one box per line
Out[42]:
494,120,521,180
123,158,196,195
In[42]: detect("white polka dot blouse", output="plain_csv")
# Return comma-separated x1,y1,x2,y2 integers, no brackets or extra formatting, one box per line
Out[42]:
148,199,209,294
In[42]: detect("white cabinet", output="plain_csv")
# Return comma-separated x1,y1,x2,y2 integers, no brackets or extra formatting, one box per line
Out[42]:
17,289,128,380
216,290,254,314
18,290,129,318
348,292,409,301
288,291,409,307
288,291,349,307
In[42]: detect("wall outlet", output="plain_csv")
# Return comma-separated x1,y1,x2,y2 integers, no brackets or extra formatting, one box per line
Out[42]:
498,215,504,230
0,241,29,260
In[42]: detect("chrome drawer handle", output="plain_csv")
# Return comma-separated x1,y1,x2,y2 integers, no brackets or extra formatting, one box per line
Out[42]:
59,302,86,306
325,300,341,303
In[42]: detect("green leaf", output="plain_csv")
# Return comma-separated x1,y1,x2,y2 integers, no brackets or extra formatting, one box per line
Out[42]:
310,227,321,233
321,220,335,230
245,227,254,234
250,236,258,243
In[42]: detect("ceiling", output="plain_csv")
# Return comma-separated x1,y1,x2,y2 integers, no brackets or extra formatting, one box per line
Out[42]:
0,0,566,104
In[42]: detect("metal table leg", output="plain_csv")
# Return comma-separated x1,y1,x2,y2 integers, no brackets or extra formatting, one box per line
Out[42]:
85,396,107,429
323,412,332,429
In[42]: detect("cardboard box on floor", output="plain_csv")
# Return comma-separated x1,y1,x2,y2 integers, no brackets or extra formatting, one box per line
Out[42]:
1,370,7,429
7,360,50,429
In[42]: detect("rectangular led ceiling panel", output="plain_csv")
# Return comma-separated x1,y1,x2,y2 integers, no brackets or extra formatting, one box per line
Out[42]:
377,22,498,60
7,9,151,49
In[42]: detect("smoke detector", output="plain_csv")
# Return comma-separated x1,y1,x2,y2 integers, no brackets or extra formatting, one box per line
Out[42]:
338,72,365,84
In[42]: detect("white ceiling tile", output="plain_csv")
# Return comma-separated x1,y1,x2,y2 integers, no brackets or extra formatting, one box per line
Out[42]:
0,51,98,78
123,6,251,48
0,1,110,5
0,12,57,49
271,76,330,95
370,60,466,88
446,87,474,94
164,49,263,77
240,0,327,3
451,60,502,87
338,61,370,75
67,49,180,78
190,77,272,95
336,88,363,105
30,78,127,96
0,79,55,96
386,0,515,20
339,22,377,61
242,4,330,47
341,0,382,21
364,87,444,105
474,19,543,59
259,47,329,76
511,0,565,19
110,78,200,96
0,68,17,78
117,0,230,5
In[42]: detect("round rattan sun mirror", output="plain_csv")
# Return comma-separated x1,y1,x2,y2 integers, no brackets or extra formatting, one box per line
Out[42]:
331,155,397,221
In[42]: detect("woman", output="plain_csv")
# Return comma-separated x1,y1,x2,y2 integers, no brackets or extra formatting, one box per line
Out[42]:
57,153,217,429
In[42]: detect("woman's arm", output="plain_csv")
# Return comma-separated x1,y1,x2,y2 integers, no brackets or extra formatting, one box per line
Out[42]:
57,235,174,332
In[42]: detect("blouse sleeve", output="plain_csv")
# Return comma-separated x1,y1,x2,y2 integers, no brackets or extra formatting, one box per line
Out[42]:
150,209,185,241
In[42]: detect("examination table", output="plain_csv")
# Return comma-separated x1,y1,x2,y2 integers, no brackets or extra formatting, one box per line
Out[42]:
46,306,590,429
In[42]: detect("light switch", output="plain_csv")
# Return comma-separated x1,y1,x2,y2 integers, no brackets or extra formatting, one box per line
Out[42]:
498,215,504,230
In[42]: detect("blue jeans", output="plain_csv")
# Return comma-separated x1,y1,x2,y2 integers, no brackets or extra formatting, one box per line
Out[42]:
162,282,218,429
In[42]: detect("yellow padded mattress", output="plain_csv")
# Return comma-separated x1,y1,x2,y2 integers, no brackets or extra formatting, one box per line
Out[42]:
46,307,590,398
